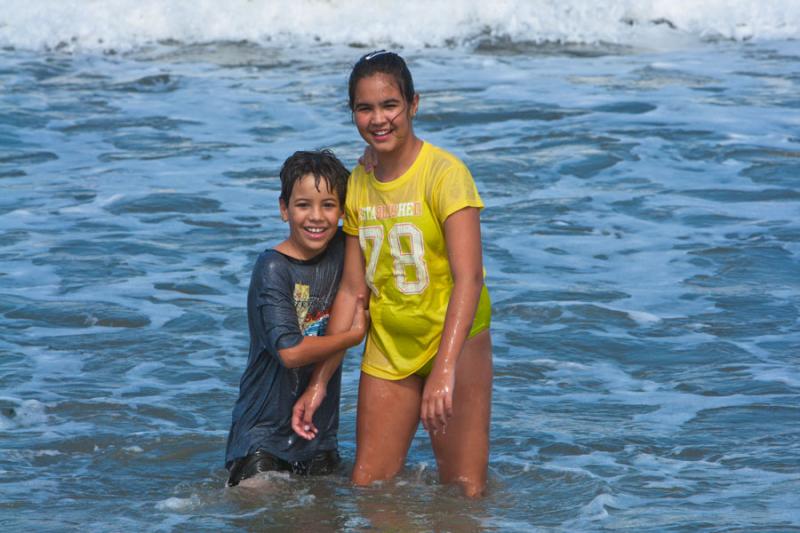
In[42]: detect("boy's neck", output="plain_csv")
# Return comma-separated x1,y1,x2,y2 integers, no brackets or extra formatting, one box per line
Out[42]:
274,239,324,261
375,136,423,182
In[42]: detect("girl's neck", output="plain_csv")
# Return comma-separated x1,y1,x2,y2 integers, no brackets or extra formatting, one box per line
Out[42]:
374,135,423,182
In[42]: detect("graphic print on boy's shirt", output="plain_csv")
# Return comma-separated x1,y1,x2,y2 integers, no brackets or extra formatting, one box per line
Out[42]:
293,282,331,337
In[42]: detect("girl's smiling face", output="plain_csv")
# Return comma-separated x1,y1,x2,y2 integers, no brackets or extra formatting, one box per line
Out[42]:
352,73,418,156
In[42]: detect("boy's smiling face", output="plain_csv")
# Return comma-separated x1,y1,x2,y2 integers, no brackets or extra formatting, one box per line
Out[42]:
279,174,342,260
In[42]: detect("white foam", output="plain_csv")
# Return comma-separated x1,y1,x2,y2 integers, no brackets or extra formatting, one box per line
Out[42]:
235,470,292,489
156,495,200,511
580,492,617,521
33,449,62,457
0,399,48,430
628,391,759,431
1,0,797,52
621,309,662,325
532,358,591,371
283,490,316,508
749,363,800,388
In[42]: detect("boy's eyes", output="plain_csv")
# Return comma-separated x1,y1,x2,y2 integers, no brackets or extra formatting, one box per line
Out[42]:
291,201,339,209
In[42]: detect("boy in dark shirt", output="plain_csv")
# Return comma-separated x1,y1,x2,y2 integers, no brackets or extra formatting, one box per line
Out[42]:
225,150,367,487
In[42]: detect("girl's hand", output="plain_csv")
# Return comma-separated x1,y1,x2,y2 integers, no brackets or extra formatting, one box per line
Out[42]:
421,365,455,434
358,145,378,173
349,294,370,342
291,384,325,440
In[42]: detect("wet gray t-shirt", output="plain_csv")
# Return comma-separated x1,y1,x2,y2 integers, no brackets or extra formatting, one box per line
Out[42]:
225,230,344,466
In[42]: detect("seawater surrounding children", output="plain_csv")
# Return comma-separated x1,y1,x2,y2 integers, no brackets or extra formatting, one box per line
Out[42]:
291,50,493,498
224,150,368,487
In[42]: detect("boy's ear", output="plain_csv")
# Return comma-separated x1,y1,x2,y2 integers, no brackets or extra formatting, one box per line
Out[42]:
279,198,288,222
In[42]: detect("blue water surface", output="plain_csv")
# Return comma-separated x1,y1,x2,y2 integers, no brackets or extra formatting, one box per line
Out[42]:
1,39,799,531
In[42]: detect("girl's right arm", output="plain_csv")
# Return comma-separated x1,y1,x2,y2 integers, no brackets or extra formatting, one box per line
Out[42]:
276,296,367,368
292,235,368,439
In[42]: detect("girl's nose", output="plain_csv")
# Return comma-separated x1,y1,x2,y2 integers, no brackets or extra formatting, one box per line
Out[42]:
370,109,388,125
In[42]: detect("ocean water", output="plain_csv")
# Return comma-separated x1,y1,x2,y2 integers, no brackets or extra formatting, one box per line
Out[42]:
1,1,799,531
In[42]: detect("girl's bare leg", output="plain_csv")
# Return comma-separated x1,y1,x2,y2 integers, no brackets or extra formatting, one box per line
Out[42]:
429,330,493,498
352,371,423,485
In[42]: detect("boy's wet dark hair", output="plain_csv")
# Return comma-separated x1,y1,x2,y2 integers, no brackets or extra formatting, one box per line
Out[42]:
279,149,349,205
348,50,415,111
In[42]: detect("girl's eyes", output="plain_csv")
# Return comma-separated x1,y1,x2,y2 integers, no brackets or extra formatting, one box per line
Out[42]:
355,101,401,111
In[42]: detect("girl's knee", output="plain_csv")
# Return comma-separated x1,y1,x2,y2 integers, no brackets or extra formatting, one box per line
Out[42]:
451,475,486,499
351,461,400,486
351,462,374,486
460,482,485,499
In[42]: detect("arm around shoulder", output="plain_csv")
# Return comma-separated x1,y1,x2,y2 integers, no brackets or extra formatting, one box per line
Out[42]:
302,235,369,377
291,235,369,439
277,293,368,368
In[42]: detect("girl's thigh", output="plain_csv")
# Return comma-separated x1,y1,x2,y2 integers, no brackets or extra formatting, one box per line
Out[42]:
429,329,493,496
353,371,423,485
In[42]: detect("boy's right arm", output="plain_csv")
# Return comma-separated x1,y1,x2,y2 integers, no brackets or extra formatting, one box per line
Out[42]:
292,235,368,440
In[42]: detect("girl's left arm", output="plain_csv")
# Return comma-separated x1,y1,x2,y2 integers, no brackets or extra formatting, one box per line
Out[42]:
421,206,484,433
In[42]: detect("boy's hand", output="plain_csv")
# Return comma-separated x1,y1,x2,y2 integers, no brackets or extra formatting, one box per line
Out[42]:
292,384,325,440
358,145,378,173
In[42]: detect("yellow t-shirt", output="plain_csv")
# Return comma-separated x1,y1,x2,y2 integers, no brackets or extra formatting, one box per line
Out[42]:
343,142,491,380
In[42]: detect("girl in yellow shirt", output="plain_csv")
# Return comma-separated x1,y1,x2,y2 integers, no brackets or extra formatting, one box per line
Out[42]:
292,50,493,498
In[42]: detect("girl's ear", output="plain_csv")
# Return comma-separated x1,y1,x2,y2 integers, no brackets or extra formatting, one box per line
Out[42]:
279,198,289,222
410,93,420,118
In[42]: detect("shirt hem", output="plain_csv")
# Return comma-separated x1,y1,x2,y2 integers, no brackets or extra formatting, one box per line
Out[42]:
360,354,436,381
360,324,489,381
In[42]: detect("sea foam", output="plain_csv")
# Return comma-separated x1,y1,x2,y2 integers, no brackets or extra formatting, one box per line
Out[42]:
1,0,798,52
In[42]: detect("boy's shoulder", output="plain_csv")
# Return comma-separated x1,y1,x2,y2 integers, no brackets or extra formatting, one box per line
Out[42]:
250,248,291,287
254,247,287,268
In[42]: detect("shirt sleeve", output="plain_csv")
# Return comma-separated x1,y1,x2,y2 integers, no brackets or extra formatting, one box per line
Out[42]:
342,172,360,236
431,162,484,223
248,253,304,362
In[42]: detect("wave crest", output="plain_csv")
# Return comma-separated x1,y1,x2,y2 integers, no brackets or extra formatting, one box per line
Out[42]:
1,0,798,52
